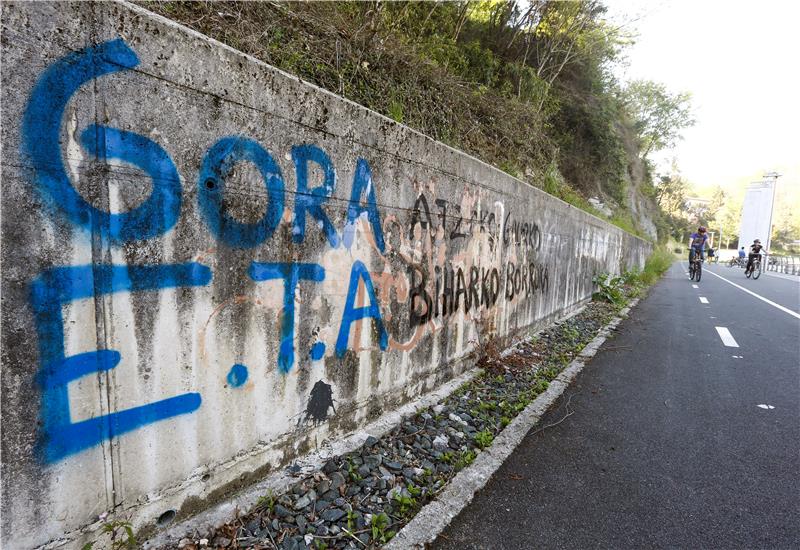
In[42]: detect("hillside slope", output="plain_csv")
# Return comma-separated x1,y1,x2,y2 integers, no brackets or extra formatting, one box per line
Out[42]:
144,1,660,239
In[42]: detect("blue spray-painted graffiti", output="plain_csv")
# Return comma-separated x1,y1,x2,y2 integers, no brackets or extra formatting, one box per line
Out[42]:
30,263,211,463
21,39,182,243
292,144,340,247
336,260,388,357
343,159,385,253
227,364,249,388
20,38,399,463
198,137,286,248
248,262,326,373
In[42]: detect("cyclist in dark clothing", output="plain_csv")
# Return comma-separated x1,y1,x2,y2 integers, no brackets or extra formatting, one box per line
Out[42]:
687,226,708,265
745,239,765,273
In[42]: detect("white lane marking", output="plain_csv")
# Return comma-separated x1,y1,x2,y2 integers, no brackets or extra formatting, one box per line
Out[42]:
732,355,743,359
692,284,699,289
710,316,717,319
715,326,739,347
757,404,775,410
705,269,800,320
699,297,709,304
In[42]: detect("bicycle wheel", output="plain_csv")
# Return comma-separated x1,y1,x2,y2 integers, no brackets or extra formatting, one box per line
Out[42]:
689,263,695,280
696,262,702,282
753,261,762,279
745,266,752,278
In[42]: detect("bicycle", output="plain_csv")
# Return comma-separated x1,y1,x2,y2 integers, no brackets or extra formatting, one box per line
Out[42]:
745,256,762,279
688,251,703,282
728,257,746,268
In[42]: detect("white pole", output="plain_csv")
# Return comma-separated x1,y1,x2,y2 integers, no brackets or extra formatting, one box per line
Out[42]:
763,172,781,258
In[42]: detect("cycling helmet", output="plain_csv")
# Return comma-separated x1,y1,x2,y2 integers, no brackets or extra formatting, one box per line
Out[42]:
754,239,761,243
698,226,706,233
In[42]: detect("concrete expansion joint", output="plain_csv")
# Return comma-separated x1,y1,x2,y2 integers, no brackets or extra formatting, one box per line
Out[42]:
385,298,641,550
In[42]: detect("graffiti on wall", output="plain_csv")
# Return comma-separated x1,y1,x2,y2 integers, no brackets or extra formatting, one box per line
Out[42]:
21,38,550,464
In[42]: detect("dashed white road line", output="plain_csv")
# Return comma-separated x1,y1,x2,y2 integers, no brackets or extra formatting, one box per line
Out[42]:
705,269,800,320
715,326,739,347
699,297,709,304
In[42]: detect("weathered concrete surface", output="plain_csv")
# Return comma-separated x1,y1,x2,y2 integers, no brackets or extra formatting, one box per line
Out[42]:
0,2,651,548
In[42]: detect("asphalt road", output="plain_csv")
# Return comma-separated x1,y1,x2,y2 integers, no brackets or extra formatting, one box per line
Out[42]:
434,261,800,549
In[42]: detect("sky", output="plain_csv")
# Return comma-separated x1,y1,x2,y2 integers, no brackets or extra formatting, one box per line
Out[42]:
605,0,800,191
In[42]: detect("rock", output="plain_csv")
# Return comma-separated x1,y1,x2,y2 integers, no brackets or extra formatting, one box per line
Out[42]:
346,485,360,497
245,519,261,535
293,495,311,510
459,413,473,422
321,508,347,522
198,539,209,547
364,454,382,469
322,459,338,474
384,460,403,471
211,536,231,548
334,497,347,507
420,436,432,449
421,412,433,421
357,464,371,478
322,490,338,501
177,539,192,549
433,435,449,450
358,533,370,545
315,525,329,537
329,472,346,490
274,504,293,518
364,435,379,447
272,518,280,531
296,514,308,533
314,499,330,512
361,477,377,489
449,413,468,426
421,460,436,472
330,525,341,535
402,468,418,480
377,478,387,490
316,479,331,495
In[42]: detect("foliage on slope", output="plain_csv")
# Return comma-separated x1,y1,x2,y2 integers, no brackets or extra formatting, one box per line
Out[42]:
144,0,683,240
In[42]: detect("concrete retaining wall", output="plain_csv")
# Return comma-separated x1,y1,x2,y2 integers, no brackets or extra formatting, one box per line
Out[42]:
0,2,651,547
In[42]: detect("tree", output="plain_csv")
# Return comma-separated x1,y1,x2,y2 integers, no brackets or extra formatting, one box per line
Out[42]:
655,172,688,215
622,80,695,159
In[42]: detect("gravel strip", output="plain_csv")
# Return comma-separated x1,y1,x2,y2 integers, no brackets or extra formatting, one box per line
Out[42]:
164,295,634,550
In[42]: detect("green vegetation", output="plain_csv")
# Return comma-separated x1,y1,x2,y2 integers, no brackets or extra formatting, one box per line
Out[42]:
638,245,676,285
370,512,395,544
592,273,626,305
473,429,494,449
81,520,137,550
455,449,477,470
144,1,700,241
255,491,276,514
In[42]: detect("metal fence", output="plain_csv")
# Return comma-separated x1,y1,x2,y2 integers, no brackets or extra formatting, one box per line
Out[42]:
766,255,800,275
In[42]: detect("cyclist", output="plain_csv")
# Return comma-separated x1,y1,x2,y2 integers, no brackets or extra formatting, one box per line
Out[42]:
738,247,746,260
687,226,708,266
745,239,765,274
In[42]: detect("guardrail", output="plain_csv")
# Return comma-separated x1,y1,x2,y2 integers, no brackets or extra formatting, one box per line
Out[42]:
766,255,800,276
